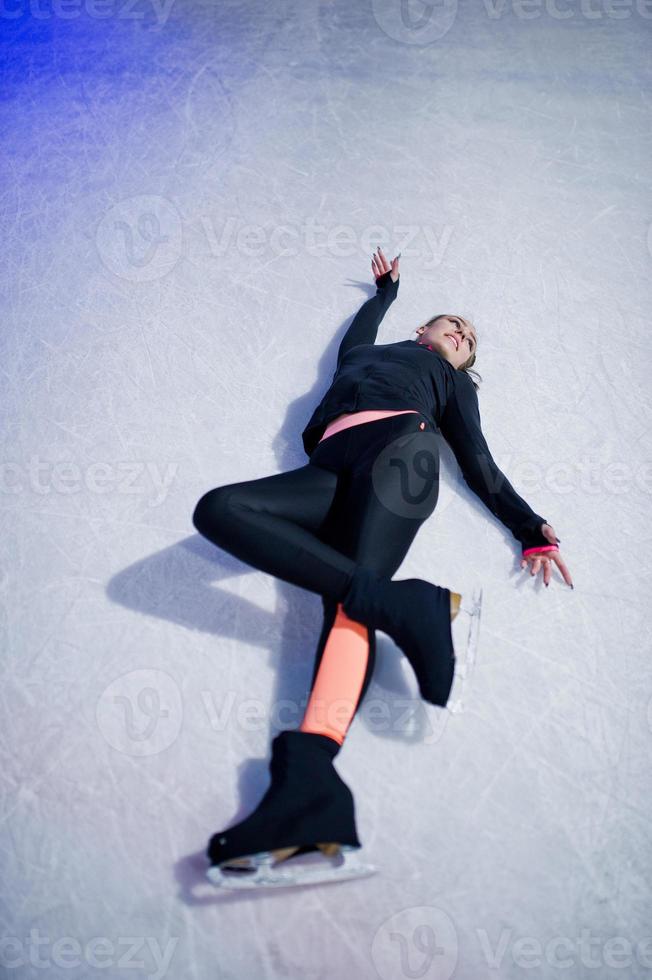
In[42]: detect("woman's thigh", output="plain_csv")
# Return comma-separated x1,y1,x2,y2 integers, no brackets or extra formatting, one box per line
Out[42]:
193,461,343,536
317,412,441,576
193,417,361,537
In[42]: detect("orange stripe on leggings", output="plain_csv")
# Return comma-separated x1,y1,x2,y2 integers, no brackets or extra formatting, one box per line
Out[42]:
299,603,369,746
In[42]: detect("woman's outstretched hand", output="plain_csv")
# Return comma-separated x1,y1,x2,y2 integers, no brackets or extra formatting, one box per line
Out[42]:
520,522,574,589
371,245,400,283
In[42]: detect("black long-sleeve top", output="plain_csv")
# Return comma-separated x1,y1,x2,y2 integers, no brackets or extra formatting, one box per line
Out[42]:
301,271,551,553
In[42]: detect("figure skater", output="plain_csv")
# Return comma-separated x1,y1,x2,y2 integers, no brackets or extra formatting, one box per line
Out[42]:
192,246,573,889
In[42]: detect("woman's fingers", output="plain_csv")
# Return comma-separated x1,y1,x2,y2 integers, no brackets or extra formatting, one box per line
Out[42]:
552,553,574,588
372,246,401,282
372,248,401,285
372,251,386,277
376,245,390,273
520,550,574,589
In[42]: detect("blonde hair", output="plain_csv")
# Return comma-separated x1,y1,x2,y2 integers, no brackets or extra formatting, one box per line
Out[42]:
415,314,482,390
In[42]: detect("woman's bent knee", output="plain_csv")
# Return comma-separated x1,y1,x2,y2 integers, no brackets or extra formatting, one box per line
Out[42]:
192,486,237,537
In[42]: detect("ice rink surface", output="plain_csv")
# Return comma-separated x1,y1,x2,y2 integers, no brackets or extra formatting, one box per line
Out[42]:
1,0,651,977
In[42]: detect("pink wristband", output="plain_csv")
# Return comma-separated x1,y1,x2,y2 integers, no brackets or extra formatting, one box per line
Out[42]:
522,544,559,557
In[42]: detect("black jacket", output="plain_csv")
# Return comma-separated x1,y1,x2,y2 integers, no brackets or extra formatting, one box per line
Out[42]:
301,271,550,553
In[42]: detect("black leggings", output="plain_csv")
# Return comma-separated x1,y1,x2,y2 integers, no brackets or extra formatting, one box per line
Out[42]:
192,411,441,719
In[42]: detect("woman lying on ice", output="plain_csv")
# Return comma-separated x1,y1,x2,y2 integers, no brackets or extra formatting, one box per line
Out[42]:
192,246,574,889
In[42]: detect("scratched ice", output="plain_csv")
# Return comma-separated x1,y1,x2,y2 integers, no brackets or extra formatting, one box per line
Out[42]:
1,1,651,978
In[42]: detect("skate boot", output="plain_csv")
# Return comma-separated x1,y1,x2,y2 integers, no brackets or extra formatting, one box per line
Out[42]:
342,567,482,707
206,730,377,890
445,584,483,715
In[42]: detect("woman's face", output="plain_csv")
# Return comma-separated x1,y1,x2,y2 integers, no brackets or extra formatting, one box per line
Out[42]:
416,316,477,369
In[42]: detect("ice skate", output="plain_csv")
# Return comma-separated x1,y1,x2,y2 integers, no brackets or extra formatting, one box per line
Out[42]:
445,584,483,714
205,730,376,890
342,567,482,708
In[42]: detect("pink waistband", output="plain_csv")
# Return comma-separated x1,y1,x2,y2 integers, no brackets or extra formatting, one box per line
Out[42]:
319,409,420,443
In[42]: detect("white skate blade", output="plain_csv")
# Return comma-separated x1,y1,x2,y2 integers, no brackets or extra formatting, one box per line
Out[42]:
447,584,483,714
206,845,377,890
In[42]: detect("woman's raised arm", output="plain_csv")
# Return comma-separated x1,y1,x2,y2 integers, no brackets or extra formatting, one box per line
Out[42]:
335,247,401,370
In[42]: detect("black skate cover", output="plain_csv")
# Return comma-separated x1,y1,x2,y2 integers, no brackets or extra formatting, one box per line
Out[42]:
207,731,361,872
342,566,455,706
